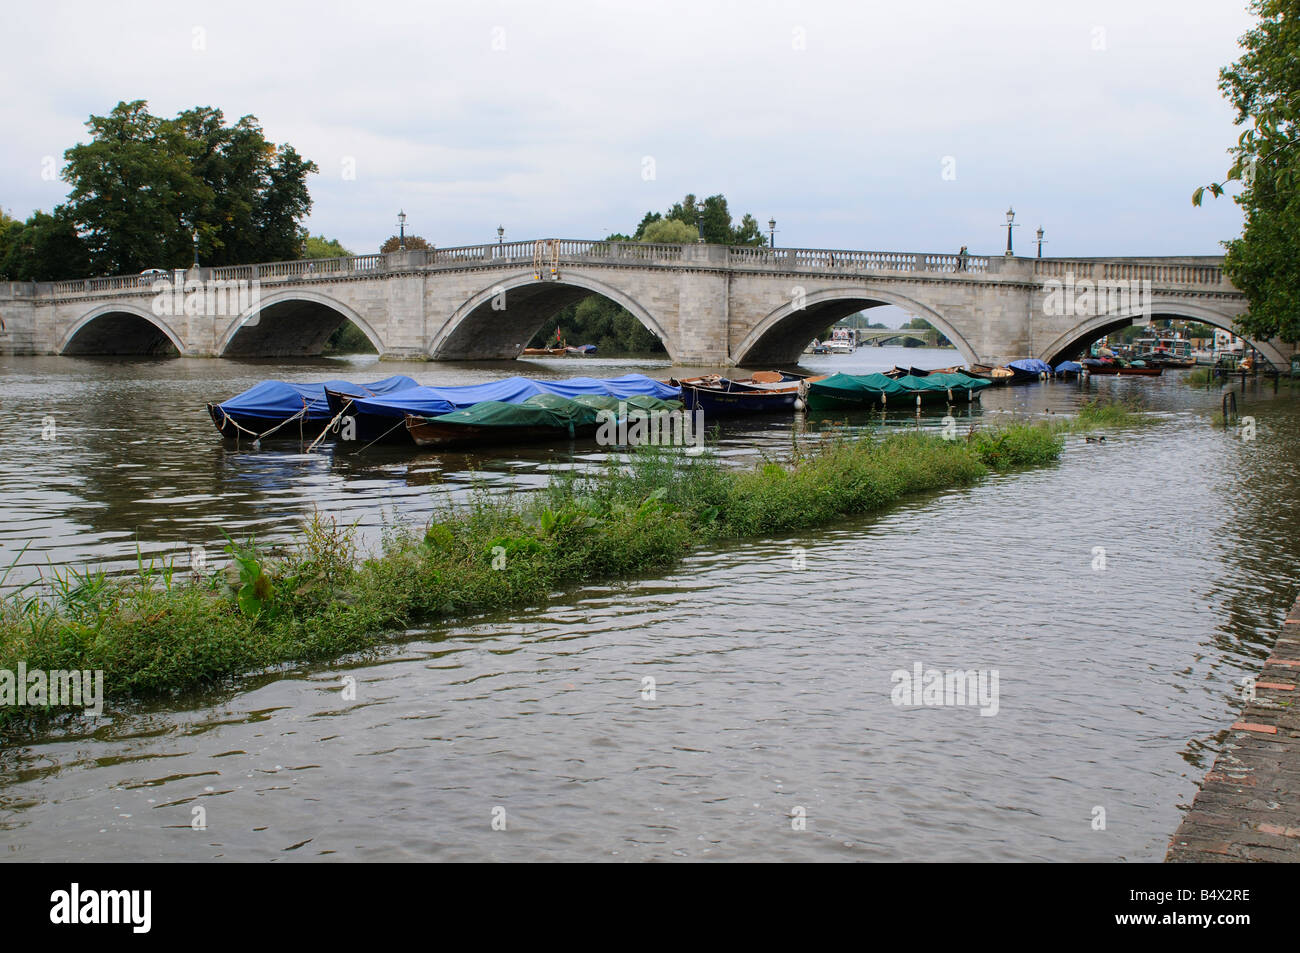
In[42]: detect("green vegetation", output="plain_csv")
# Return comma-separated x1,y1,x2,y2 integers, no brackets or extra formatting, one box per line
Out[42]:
1187,367,1214,387
304,234,352,259
638,218,699,244
0,101,318,280
0,421,1077,734
531,294,665,354
1059,397,1151,430
1195,1,1300,350
323,322,377,354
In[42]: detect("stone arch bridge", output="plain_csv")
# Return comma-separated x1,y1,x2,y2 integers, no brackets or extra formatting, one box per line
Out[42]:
0,239,1286,368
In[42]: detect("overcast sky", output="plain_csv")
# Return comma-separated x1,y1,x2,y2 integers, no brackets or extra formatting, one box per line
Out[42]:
0,0,1255,261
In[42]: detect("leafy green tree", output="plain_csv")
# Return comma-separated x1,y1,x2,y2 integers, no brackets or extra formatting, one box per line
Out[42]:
60,100,318,275
304,234,353,258
1194,1,1300,348
0,209,91,281
639,218,698,243
634,193,769,245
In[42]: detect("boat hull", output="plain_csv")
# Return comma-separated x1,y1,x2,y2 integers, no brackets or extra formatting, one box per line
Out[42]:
805,386,980,411
406,416,591,449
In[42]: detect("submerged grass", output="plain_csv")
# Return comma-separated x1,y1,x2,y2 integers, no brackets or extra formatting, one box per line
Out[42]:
0,416,1082,734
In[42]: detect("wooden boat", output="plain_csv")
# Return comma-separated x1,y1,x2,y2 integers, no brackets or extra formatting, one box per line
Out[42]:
672,370,826,415
521,346,567,356
962,364,1015,385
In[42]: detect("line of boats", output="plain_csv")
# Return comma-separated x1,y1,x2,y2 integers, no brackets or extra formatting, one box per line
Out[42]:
205,355,1136,452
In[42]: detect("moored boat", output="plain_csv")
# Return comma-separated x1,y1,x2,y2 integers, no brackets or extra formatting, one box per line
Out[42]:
208,375,418,440
405,393,683,449
962,364,1016,385
324,373,681,445
672,370,826,415
806,371,989,410
1004,358,1054,384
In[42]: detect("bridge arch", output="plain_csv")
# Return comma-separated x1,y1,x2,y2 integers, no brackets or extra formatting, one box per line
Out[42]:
59,303,185,356
217,289,384,358
733,287,979,367
1037,298,1287,368
431,271,673,361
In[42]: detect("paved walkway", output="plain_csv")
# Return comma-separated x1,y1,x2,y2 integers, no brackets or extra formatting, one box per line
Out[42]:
1167,596,1300,862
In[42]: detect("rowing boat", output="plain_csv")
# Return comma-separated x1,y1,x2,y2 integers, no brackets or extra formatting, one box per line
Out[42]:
671,371,826,415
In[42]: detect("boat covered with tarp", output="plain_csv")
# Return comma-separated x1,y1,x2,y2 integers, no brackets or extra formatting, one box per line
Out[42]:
327,373,681,444
806,371,988,410
405,392,684,448
1054,360,1083,377
1005,358,1054,383
208,375,419,439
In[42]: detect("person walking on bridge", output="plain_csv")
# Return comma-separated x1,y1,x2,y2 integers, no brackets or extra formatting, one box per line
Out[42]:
956,245,969,272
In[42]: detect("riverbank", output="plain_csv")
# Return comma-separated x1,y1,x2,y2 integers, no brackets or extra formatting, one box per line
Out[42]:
1166,595,1300,862
0,418,1080,736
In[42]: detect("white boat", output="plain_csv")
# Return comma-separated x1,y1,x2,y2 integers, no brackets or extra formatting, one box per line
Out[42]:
825,328,855,354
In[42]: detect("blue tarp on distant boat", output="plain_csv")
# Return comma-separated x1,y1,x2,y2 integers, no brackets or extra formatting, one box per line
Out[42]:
215,375,419,424
1055,361,1083,374
1007,359,1054,374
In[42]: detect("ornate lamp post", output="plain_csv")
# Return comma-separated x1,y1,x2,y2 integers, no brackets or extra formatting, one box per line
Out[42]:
497,225,504,247
192,228,200,268
696,200,706,243
769,217,776,250
397,210,407,250
1035,226,1046,258
1004,207,1018,256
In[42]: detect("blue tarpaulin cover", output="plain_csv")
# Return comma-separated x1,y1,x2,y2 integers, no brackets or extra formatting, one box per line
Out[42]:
1055,361,1083,373
345,374,680,421
1007,359,1054,374
215,375,419,423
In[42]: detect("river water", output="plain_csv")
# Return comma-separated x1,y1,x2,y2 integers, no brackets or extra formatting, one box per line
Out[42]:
1,347,1297,861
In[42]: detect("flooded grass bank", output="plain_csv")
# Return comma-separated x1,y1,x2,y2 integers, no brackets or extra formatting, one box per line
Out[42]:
0,421,1073,736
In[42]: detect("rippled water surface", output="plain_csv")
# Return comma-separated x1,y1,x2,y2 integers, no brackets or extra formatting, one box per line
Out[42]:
1,348,1297,861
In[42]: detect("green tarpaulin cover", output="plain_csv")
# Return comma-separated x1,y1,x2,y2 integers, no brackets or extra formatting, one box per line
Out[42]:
423,394,685,431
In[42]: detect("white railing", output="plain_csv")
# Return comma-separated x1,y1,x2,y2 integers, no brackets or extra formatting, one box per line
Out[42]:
1034,258,1227,286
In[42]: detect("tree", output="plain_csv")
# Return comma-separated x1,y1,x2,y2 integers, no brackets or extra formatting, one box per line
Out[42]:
380,235,431,253
639,218,698,243
634,193,769,245
0,209,91,281
304,234,353,258
1194,1,1300,347
60,100,318,275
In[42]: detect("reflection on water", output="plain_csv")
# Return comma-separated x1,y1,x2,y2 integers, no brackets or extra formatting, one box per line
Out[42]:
0,348,1298,861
